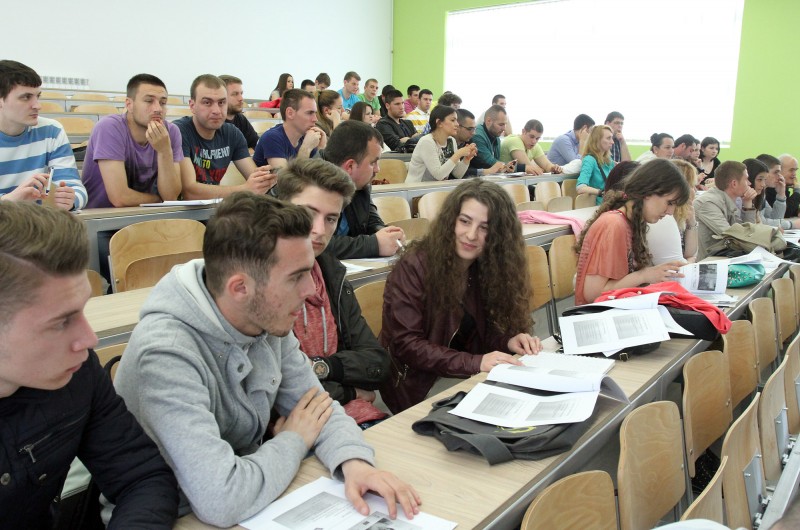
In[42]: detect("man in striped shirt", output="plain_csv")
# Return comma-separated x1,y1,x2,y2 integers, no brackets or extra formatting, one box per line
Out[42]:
0,60,87,210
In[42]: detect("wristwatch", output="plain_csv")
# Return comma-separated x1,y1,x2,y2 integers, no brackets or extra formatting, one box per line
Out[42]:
311,357,330,380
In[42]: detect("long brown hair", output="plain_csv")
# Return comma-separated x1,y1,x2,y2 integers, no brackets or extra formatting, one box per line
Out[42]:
401,180,532,334
576,158,691,268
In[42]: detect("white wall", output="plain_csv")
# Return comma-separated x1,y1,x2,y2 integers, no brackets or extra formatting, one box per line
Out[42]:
3,0,393,98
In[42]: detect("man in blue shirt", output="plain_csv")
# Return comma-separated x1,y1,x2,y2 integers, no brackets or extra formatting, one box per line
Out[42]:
338,71,361,113
254,89,326,170
548,113,594,166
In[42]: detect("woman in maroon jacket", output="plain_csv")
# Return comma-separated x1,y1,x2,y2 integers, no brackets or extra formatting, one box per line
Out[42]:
379,179,542,413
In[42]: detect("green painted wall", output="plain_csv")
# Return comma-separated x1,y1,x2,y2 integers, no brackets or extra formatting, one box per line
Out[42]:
393,0,800,161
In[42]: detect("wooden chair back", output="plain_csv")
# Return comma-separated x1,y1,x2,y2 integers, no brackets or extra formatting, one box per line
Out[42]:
618,401,686,530
682,350,732,478
109,219,205,292
773,277,798,346
112,95,127,102
76,93,110,101
575,193,597,209
723,320,760,409
376,159,408,184
40,91,68,99
750,297,780,382
86,269,106,297
388,218,429,242
244,109,278,120
39,101,64,113
252,120,276,136
124,251,204,291
353,280,386,337
502,183,530,204
548,235,577,300
166,96,184,105
526,245,552,312
72,104,119,114
758,356,788,484
94,343,126,381
789,264,800,327
373,196,412,223
721,393,764,529
681,456,727,523
520,470,616,530
785,334,800,434
54,116,95,136
534,181,561,204
166,107,193,117
515,200,545,212
546,196,573,212
417,191,450,221
561,179,577,201
220,163,246,186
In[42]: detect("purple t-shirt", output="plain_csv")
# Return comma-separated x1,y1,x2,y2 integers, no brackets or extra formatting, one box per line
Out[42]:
81,114,183,208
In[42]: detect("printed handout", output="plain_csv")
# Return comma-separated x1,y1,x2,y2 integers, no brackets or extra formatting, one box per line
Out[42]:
240,477,456,530
559,308,670,356
677,262,728,294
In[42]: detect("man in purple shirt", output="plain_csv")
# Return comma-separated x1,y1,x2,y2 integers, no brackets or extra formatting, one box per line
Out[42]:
403,85,419,114
81,74,183,208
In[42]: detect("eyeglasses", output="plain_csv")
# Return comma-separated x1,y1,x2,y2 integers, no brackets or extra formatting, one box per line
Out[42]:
461,126,476,132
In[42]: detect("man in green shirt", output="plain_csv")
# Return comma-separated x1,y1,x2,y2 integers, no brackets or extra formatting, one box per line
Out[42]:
356,78,381,121
501,119,563,175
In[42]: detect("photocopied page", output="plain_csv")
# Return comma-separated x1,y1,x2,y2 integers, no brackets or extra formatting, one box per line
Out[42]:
240,477,456,530
677,262,728,294
448,382,598,428
487,363,605,393
140,198,222,206
559,308,670,355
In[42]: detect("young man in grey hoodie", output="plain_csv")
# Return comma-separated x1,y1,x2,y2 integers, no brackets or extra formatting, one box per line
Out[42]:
114,192,420,527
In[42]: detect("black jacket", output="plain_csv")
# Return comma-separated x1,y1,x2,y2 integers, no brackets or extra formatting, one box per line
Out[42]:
376,116,416,151
0,351,178,529
315,250,389,404
329,186,386,259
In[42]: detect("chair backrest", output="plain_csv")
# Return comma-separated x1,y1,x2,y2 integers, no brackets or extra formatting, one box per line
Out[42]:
721,393,764,530
758,356,789,484
561,179,577,200
76,93,110,101
546,196,574,213
618,401,686,530
388,218,429,242
575,193,597,209
243,110,275,120
773,277,798,346
112,95,127,102
166,107,193,117
520,470,617,530
683,350,732,478
252,120,276,136
534,181,561,204
353,280,386,337
750,297,780,382
789,264,800,327
548,234,577,300
681,455,728,523
94,343,127,381
502,183,530,204
40,91,67,99
124,251,204,291
723,320,760,409
72,104,119,115
54,116,95,136
373,196,412,224
784,334,800,435
220,163,246,186
516,200,545,212
417,190,451,221
526,245,552,312
39,101,64,113
166,96,184,105
377,159,408,184
86,269,106,297
109,219,206,292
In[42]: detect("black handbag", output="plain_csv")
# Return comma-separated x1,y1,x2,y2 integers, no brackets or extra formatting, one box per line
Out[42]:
411,389,596,465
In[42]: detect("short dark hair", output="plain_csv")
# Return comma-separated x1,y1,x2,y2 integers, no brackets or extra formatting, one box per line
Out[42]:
605,111,624,123
275,158,355,206
756,153,781,168
523,119,543,133
429,105,456,132
315,73,331,86
300,79,314,90
127,74,167,98
280,88,314,121
701,136,719,150
218,74,242,86
419,89,433,98
604,160,640,193
407,84,420,96
190,74,225,100
324,120,384,166
492,94,505,104
456,108,475,123
715,160,747,190
203,193,312,296
485,104,507,121
674,134,699,148
0,60,41,99
573,114,595,131
381,85,397,97
0,201,88,326
384,89,403,104
344,71,361,82
438,91,462,107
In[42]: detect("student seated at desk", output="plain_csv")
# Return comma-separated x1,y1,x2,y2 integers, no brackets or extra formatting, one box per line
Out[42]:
646,159,699,264
499,119,562,175
405,105,475,183
575,159,691,305
380,179,542,414
576,125,615,206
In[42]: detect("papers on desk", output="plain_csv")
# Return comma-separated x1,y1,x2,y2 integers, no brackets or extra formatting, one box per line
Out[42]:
677,262,728,294
483,171,526,177
240,477,456,530
724,246,791,270
696,293,739,308
140,199,222,206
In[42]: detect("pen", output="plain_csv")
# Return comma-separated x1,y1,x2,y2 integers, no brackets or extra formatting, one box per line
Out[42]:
396,239,405,251
45,167,54,196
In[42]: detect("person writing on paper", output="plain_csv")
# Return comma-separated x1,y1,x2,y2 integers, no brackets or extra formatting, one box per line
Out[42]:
405,105,475,183
646,159,700,264
380,179,542,413
576,125,616,205
574,159,692,306
113,193,420,526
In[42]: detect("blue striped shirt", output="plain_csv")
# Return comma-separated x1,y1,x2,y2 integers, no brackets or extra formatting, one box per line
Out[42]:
0,117,87,210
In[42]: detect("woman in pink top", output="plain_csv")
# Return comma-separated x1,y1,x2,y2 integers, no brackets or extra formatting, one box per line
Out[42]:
574,159,692,305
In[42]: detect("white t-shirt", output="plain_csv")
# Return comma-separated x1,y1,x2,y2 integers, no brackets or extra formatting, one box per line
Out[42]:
647,215,686,264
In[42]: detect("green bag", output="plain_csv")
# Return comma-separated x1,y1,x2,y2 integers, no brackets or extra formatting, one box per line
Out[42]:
727,263,766,288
